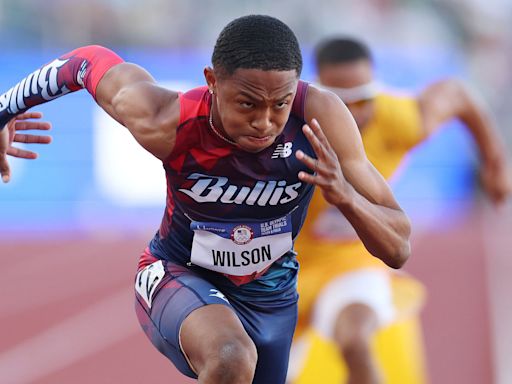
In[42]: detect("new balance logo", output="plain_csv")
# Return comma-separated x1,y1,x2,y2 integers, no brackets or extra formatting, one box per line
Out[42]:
272,142,293,159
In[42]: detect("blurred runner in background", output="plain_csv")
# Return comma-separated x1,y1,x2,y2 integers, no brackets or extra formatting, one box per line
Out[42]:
289,37,512,384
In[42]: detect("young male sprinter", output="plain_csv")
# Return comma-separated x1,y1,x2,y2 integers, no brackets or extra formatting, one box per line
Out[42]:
291,37,511,384
0,16,411,384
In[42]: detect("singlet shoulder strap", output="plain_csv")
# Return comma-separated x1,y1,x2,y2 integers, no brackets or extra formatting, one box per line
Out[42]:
291,80,309,121
178,86,210,126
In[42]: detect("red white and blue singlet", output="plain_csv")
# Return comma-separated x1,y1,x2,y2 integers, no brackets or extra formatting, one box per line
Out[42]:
148,81,314,297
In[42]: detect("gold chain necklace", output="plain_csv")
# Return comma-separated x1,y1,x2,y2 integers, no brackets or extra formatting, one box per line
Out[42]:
209,97,237,146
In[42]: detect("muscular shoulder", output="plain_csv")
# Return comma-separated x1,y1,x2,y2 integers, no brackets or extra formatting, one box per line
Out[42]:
98,63,181,159
304,84,348,123
304,84,364,162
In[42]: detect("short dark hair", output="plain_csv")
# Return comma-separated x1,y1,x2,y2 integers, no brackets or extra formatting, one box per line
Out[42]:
315,37,372,69
212,15,302,76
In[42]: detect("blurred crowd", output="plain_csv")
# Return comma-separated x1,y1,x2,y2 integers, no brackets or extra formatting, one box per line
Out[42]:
1,0,510,147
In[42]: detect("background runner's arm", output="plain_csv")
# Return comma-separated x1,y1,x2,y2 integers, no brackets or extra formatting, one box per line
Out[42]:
302,86,411,269
0,45,179,160
418,79,511,205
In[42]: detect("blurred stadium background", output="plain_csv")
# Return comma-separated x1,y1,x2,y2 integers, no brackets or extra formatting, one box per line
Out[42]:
1,0,511,383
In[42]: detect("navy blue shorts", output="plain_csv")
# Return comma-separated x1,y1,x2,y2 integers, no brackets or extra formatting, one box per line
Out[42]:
134,255,298,384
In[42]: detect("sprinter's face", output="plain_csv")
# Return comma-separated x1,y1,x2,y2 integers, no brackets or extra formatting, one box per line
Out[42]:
205,67,298,152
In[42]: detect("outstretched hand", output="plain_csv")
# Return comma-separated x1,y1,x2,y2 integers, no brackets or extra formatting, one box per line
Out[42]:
0,112,52,183
480,157,512,207
295,118,350,206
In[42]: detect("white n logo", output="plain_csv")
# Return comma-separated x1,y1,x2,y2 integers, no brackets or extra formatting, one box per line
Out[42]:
272,142,293,159
135,260,165,308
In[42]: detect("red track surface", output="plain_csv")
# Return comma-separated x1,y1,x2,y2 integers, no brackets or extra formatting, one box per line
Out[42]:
0,233,195,384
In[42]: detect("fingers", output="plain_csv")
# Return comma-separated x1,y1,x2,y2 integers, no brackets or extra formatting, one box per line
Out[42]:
13,121,51,131
301,121,325,160
7,146,38,159
300,118,337,163
296,149,318,172
0,156,11,183
296,120,329,183
296,118,334,173
490,184,512,207
296,118,344,191
296,146,322,185
14,111,43,120
307,118,330,148
13,133,52,144
298,169,317,184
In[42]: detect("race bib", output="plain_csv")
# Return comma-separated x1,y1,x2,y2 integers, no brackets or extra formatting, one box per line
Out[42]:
190,214,293,276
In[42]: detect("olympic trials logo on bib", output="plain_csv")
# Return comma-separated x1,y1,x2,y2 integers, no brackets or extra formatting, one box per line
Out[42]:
231,225,254,245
